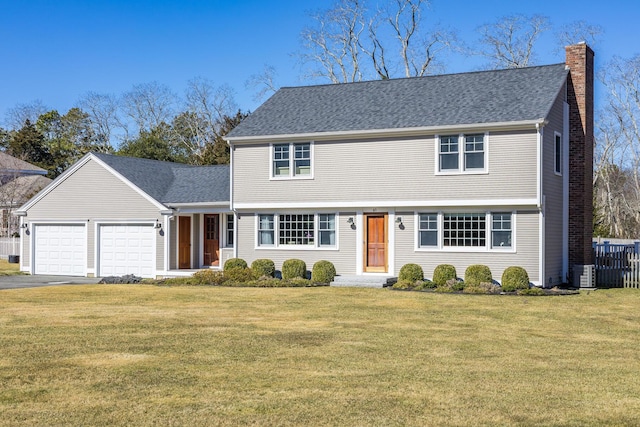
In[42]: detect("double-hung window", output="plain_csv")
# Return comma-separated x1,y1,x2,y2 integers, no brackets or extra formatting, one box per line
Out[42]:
272,142,312,178
257,213,336,248
491,213,512,248
418,213,438,247
438,133,486,173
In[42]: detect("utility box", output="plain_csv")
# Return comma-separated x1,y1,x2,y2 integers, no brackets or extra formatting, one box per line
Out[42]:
573,264,596,288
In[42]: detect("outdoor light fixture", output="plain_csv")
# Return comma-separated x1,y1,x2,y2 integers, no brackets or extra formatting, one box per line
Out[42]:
20,223,28,229
154,221,162,229
347,217,354,224
395,217,403,225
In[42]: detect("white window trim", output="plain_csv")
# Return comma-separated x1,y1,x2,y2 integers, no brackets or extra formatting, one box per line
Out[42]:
254,212,339,250
269,141,314,180
435,132,489,175
414,211,516,253
554,131,562,176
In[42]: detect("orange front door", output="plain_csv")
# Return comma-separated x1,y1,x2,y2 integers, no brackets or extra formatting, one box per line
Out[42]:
365,214,387,272
178,216,191,269
203,214,220,266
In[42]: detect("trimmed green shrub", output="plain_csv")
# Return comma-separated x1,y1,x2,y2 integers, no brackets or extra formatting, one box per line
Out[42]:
399,263,424,282
224,258,248,271
501,266,530,292
432,264,457,286
282,259,307,279
464,265,492,286
282,277,313,287
415,279,437,290
311,260,336,283
251,259,275,277
223,267,255,284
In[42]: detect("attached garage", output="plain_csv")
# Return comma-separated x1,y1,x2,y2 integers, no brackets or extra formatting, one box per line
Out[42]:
33,224,86,276
98,224,156,278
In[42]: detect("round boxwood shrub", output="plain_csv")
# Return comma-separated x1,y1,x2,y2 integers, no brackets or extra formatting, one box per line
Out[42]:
251,259,275,277
432,264,457,286
398,263,424,282
501,266,530,292
311,260,336,284
224,258,248,271
223,267,256,284
464,264,492,286
282,259,307,279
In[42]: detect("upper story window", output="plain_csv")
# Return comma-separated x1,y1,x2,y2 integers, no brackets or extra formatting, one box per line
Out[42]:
437,133,487,174
554,132,562,175
272,142,313,178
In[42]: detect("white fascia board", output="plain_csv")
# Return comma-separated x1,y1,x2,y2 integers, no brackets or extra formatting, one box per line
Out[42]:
17,152,94,212
233,198,539,210
226,119,545,144
167,202,230,208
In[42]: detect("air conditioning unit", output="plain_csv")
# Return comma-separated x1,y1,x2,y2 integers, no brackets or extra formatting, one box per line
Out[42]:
573,264,596,288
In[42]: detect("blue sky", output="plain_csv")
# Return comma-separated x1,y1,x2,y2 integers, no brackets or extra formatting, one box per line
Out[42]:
0,0,637,126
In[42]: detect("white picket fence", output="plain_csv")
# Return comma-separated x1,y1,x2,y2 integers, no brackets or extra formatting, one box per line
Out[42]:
624,252,640,289
0,237,19,259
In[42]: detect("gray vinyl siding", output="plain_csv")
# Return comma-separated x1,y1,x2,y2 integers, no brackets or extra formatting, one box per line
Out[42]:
236,211,357,274
395,210,540,284
22,158,164,271
543,84,568,285
233,130,538,205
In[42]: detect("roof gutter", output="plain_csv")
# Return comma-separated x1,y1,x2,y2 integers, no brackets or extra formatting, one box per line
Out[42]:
226,119,547,144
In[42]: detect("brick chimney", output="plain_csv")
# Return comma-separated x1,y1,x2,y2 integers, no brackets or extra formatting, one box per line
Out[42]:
565,42,595,282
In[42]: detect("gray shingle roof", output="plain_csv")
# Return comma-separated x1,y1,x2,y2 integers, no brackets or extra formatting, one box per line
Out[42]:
92,153,229,205
227,64,568,138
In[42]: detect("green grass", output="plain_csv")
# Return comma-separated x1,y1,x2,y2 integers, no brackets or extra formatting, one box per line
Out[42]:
1,285,639,426
0,259,23,275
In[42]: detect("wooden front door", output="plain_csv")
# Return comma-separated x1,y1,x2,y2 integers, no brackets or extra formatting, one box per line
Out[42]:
178,216,191,269
203,214,220,266
364,214,387,272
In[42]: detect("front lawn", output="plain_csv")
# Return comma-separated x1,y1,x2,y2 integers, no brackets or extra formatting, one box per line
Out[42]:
1,285,639,426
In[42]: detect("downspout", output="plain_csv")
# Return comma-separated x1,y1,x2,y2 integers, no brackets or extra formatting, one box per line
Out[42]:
537,122,545,287
228,140,238,259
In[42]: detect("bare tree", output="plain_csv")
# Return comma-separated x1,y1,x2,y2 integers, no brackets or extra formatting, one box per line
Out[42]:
4,100,48,130
476,14,550,69
121,82,177,135
299,0,451,83
77,92,119,148
595,55,640,237
300,0,366,83
173,78,238,164
246,65,280,102
556,20,603,50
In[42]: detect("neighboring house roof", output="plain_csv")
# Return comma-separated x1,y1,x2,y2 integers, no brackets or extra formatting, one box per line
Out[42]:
0,151,48,176
0,175,52,208
91,153,229,204
227,63,569,139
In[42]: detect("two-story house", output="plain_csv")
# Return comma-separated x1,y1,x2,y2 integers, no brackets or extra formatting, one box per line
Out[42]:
225,43,594,287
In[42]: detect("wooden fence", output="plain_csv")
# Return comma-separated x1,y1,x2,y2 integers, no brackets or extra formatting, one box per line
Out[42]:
593,242,640,288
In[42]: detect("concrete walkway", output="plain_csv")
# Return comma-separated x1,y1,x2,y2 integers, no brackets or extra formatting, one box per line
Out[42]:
0,275,101,290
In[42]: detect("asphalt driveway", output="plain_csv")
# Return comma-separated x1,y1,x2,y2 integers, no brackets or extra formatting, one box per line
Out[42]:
0,275,102,290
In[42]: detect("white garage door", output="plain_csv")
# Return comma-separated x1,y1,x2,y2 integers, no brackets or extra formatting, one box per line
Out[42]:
34,224,86,276
99,224,155,278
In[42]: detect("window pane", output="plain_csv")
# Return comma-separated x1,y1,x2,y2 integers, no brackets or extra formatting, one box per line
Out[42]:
440,136,459,171
465,152,484,169
420,231,437,246
555,134,562,174
226,214,234,247
440,153,458,170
